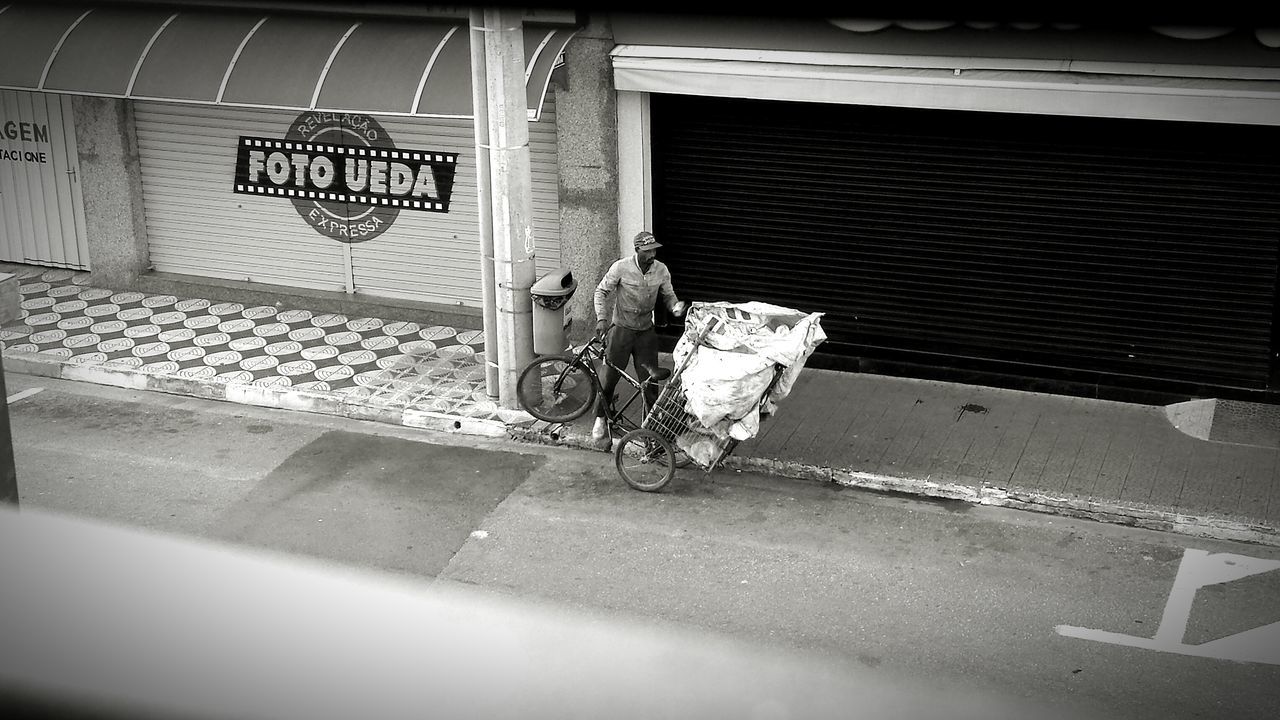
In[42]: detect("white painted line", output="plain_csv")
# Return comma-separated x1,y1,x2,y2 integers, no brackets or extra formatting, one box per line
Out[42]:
7,387,44,404
1057,549,1280,665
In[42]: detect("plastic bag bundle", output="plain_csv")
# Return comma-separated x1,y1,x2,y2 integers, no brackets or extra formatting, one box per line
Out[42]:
671,301,825,462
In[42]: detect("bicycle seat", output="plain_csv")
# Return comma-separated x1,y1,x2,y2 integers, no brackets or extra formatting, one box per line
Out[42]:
647,367,671,382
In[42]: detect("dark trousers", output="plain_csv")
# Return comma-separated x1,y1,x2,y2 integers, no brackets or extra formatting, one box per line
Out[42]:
596,325,660,419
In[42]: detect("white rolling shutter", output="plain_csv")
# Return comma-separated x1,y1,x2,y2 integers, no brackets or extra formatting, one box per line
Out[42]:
0,90,88,270
350,100,562,304
134,103,347,292
133,99,561,306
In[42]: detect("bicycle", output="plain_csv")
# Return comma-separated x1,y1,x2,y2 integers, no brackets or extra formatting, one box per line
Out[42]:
516,328,692,491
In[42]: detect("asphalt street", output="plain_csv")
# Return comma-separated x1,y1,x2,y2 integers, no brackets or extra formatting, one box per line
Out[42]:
4,370,1280,720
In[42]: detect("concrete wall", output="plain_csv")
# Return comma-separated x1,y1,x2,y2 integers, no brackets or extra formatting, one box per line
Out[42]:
553,15,618,343
72,96,148,287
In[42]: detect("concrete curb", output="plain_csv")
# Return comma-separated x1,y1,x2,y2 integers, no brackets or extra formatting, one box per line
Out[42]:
508,421,1280,548
3,351,508,439
725,457,1280,548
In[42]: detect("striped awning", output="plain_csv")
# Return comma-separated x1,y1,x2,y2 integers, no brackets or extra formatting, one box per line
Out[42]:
0,3,576,120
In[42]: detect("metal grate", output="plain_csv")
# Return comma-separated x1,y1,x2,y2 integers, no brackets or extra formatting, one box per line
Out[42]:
650,94,1280,391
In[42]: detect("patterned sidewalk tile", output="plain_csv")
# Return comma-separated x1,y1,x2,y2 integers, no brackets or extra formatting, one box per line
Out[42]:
0,266,502,423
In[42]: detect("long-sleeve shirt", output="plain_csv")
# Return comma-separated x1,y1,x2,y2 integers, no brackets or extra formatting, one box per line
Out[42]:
594,256,680,331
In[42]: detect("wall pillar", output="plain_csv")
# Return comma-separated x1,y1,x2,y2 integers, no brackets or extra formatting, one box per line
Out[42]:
553,15,618,343
72,96,148,288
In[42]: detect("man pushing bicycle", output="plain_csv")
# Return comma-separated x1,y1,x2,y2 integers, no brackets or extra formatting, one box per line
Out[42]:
592,230,687,445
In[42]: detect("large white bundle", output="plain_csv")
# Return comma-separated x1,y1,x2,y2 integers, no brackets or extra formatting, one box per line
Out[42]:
670,301,825,464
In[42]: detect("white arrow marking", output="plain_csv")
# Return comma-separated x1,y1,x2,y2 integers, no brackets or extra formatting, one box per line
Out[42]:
1057,549,1280,665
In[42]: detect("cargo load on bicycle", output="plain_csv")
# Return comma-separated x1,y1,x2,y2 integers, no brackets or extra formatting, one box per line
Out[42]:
647,300,826,469
514,298,824,492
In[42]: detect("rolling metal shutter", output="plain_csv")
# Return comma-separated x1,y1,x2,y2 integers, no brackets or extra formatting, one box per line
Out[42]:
135,104,345,292
650,94,1280,391
133,100,561,306
0,90,88,270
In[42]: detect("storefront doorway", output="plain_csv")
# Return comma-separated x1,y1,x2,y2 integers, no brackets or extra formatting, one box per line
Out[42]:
0,90,88,270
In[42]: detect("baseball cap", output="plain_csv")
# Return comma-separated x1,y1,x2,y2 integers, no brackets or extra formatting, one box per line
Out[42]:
634,231,662,251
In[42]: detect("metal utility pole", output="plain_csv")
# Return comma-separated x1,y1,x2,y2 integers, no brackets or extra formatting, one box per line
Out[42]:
0,272,19,506
468,8,499,398
480,6,536,409
0,365,16,507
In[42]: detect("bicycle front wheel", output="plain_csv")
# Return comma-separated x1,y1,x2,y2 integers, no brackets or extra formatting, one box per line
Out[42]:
615,428,675,492
517,355,598,423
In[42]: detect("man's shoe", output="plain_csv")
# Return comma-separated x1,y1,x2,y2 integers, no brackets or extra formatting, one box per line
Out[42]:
591,417,608,442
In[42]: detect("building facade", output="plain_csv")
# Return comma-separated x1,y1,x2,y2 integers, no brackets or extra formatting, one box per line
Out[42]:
0,1,576,332
3,5,1280,402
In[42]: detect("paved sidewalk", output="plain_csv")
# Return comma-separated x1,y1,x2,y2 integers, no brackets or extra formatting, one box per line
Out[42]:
1,265,522,436
4,265,1279,547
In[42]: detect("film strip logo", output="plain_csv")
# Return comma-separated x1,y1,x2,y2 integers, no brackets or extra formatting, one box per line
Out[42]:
232,112,459,243
234,137,457,211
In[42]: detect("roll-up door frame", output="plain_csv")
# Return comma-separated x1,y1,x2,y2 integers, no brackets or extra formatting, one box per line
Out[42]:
616,45,1280,257
613,42,1280,397
612,47,1280,127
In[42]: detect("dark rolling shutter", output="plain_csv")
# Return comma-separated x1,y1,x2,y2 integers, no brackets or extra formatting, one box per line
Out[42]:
650,94,1280,392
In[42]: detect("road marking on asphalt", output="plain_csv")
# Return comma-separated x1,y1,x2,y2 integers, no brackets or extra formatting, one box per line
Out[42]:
1057,549,1280,665
7,387,44,404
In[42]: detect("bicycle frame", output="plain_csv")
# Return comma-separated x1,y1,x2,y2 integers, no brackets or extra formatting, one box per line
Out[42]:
562,334,658,434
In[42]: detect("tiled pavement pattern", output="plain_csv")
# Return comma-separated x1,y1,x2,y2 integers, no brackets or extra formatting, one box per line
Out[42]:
0,266,525,425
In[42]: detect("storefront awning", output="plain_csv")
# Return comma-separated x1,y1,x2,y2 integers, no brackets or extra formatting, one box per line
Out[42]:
0,2,577,120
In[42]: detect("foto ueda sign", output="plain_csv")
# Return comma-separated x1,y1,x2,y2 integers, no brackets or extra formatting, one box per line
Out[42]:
232,114,458,243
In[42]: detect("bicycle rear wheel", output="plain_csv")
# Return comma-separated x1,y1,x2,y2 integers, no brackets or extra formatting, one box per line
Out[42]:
516,355,598,423
615,428,675,492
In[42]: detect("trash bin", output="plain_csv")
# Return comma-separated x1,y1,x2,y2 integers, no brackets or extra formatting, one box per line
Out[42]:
530,268,577,355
